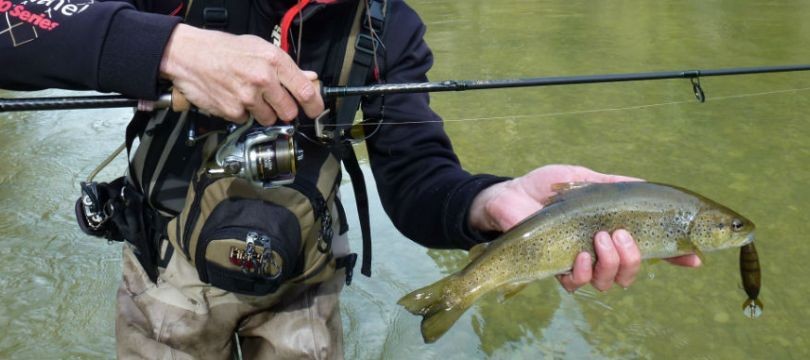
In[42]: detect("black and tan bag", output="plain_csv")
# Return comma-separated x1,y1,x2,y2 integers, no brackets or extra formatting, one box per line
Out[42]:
164,152,344,296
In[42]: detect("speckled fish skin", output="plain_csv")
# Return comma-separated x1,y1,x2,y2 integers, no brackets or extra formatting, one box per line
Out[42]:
398,182,756,343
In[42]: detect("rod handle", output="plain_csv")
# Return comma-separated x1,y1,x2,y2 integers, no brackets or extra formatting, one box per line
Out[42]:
171,88,191,112
168,80,323,113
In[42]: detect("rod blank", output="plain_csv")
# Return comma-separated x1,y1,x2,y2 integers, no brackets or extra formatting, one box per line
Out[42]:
2,64,810,113
323,64,810,97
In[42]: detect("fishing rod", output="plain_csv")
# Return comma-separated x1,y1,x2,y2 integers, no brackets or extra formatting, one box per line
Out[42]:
2,64,810,113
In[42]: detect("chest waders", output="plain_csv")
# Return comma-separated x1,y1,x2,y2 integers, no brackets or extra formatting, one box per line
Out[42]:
75,0,385,294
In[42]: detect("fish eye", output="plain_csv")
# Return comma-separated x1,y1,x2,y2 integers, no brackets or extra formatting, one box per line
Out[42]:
732,219,744,231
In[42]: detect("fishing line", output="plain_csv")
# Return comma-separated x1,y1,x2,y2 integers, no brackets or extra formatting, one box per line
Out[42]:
317,85,810,128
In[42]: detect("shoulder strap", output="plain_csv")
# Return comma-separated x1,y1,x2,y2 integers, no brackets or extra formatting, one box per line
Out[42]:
340,144,373,276
335,0,387,278
335,0,386,133
125,111,153,192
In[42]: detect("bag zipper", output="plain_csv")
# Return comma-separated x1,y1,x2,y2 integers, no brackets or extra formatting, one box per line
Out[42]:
285,180,332,252
182,173,214,256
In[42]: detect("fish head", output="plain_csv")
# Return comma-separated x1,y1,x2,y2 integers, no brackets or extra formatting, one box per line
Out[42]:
688,206,755,252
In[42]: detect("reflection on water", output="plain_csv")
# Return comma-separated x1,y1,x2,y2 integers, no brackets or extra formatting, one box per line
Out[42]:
0,90,130,358
3,0,810,358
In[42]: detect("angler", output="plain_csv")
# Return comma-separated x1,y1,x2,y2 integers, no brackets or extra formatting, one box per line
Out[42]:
0,0,702,357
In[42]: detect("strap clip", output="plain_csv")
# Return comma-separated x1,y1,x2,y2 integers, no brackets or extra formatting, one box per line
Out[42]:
336,253,358,286
203,7,229,29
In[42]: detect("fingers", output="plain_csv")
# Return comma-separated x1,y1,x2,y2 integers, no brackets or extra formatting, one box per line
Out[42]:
591,231,620,291
557,230,641,293
610,229,642,288
246,93,278,126
605,174,645,183
275,55,325,119
302,70,319,81
251,53,323,126
570,165,645,183
258,80,299,125
591,230,641,291
584,168,644,183
556,252,592,293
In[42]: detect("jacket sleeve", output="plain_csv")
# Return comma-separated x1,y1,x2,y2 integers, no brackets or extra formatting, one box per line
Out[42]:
362,1,510,250
0,0,182,99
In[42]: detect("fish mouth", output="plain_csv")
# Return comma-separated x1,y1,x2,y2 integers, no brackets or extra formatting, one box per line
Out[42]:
743,232,755,246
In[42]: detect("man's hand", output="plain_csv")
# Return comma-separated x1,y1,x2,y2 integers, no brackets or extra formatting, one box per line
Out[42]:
469,164,701,292
159,24,324,126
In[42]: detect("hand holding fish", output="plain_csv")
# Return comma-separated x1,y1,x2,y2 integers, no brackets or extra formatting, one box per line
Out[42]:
406,177,754,343
469,164,701,292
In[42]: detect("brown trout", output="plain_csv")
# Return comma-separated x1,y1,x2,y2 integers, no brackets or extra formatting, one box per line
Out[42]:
398,182,756,343
740,242,763,318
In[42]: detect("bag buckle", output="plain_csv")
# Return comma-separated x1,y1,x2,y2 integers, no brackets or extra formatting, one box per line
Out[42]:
355,33,378,59
336,253,358,286
203,7,228,29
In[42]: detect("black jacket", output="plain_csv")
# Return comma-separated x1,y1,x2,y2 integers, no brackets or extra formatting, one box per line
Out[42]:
0,0,508,250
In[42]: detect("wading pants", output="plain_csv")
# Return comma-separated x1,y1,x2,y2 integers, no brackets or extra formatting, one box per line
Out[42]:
115,232,349,360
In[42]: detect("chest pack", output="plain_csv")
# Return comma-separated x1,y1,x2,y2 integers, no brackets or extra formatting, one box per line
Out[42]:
76,0,386,295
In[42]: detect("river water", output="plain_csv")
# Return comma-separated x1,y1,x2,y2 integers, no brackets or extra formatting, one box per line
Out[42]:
2,0,810,358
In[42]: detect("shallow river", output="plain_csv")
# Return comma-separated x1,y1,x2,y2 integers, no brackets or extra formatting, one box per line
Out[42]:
2,0,810,358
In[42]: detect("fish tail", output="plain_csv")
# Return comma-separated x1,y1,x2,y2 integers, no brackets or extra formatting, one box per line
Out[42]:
742,298,764,319
398,275,471,343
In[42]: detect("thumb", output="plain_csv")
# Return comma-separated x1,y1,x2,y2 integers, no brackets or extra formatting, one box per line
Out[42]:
302,70,319,81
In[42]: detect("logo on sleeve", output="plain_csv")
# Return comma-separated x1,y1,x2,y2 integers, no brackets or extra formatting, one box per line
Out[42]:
1,0,94,47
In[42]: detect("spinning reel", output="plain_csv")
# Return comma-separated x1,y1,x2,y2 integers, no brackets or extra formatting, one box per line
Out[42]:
207,118,303,188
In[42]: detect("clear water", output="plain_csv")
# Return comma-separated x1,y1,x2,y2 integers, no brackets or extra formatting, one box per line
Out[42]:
2,0,810,358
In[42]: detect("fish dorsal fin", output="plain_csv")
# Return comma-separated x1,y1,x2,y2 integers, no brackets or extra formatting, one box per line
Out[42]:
542,182,595,206
468,242,490,261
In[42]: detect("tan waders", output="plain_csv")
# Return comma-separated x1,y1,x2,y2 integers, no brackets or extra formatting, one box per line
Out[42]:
116,233,349,359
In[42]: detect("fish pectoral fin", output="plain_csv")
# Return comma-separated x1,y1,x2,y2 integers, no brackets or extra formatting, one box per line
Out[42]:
468,242,490,261
497,281,529,302
543,182,595,206
676,238,706,263
693,248,706,263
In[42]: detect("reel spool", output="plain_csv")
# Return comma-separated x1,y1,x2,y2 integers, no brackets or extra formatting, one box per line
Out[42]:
208,118,302,188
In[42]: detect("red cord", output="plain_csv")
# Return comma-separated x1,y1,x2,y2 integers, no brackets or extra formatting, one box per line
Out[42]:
279,0,311,53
